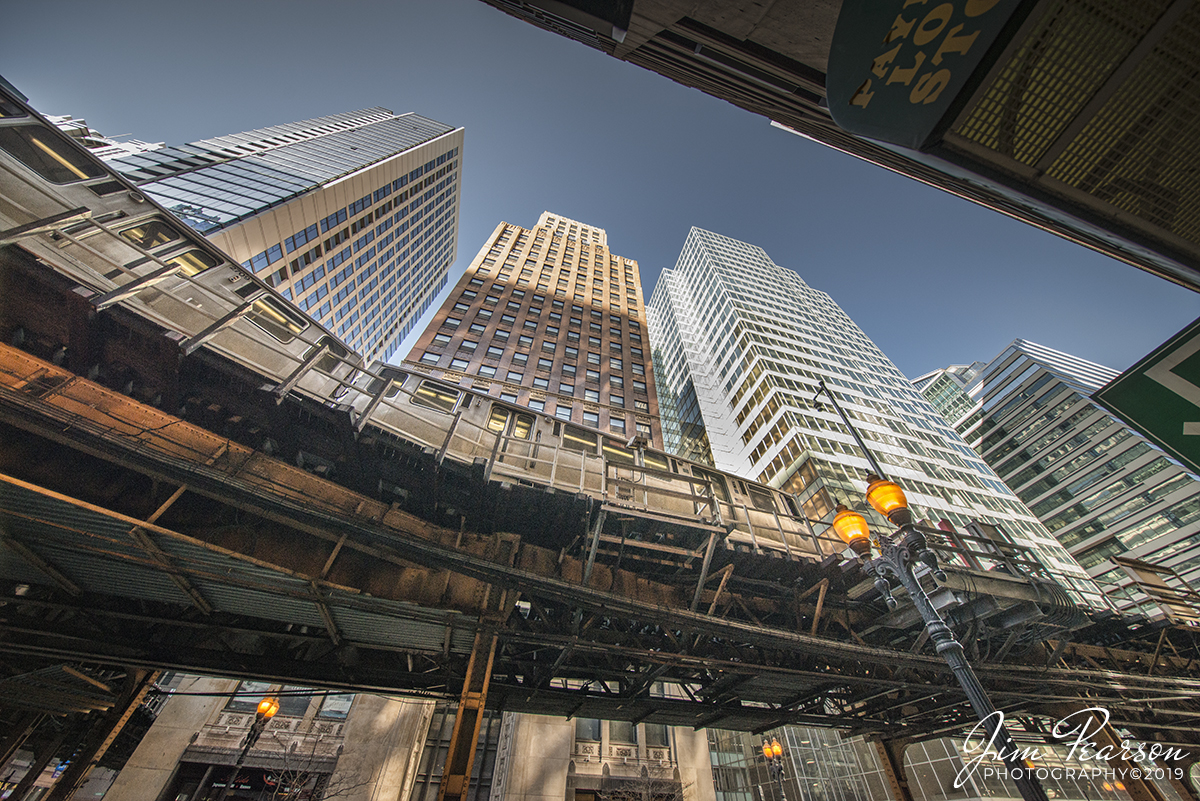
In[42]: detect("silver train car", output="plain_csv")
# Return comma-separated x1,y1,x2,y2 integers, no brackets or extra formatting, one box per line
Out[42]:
0,85,846,570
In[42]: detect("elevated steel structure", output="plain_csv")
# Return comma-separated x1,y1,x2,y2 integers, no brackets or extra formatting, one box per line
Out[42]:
2,74,1200,801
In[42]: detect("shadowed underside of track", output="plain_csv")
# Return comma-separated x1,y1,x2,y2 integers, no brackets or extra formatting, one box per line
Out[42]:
3,245,1200,750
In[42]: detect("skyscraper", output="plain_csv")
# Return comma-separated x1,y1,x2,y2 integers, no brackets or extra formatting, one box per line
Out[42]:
647,227,1102,607
918,340,1200,617
647,228,1120,801
110,108,463,363
405,212,661,446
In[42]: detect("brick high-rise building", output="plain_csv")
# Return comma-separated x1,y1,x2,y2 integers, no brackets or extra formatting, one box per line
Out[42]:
405,212,661,447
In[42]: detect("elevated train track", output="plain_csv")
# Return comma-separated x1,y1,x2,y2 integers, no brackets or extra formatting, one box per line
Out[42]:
2,80,1200,800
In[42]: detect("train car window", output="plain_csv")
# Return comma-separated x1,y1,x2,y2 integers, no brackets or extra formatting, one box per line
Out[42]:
562,425,598,453
166,250,220,277
691,466,731,504
643,451,669,472
412,380,460,414
487,405,510,433
248,296,308,343
304,336,349,375
511,413,534,440
0,94,27,117
748,485,776,513
0,124,106,183
120,219,184,250
602,439,635,466
782,495,800,517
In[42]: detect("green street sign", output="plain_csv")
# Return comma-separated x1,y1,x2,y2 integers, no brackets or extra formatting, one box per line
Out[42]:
1095,316,1200,475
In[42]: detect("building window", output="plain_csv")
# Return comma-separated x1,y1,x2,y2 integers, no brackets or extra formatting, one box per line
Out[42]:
556,405,573,421
528,399,545,412
611,416,626,433
507,371,524,382
633,380,646,393
576,718,601,741
518,335,534,348
450,358,469,370
479,365,497,378
433,333,452,346
562,364,576,377
610,358,623,370
586,370,600,383
560,383,574,396
486,346,504,359
225,680,272,712
611,395,624,408
420,351,439,365
583,410,599,427
460,340,478,352
541,341,556,353
512,353,529,367
611,376,624,388
610,720,636,743
637,422,652,437
537,358,553,371
587,352,601,365
500,392,518,403
632,363,645,376
533,377,549,389
469,323,486,335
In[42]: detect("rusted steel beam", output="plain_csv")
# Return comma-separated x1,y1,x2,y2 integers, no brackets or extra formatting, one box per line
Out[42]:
437,631,498,801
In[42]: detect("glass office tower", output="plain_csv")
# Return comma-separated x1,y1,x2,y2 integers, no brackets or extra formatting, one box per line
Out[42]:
647,227,1102,607
649,228,1125,801
110,108,463,363
918,340,1200,617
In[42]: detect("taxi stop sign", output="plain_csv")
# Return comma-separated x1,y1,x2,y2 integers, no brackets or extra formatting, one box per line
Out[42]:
1095,316,1200,475
826,0,1031,150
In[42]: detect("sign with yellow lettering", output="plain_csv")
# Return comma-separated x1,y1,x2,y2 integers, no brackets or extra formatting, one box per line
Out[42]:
827,0,1030,150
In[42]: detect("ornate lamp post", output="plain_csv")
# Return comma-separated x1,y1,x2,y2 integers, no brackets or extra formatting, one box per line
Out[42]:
815,382,1048,801
831,481,1048,801
214,695,279,801
761,736,786,801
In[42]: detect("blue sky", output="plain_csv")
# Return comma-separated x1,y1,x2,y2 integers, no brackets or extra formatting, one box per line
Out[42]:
3,0,1195,378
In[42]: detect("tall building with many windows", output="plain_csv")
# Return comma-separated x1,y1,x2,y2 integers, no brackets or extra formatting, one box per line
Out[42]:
917,340,1200,617
647,228,1125,801
647,228,1102,605
405,212,661,446
110,108,463,363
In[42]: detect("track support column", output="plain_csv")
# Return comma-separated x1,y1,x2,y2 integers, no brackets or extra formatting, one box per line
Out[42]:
873,739,915,801
438,631,498,801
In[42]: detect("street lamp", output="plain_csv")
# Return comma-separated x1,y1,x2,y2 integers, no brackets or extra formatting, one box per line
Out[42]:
814,381,1049,801
761,737,786,801
214,695,279,801
831,483,1048,801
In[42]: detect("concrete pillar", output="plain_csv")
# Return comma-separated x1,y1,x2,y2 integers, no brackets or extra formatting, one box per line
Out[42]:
327,695,435,801
102,676,237,801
